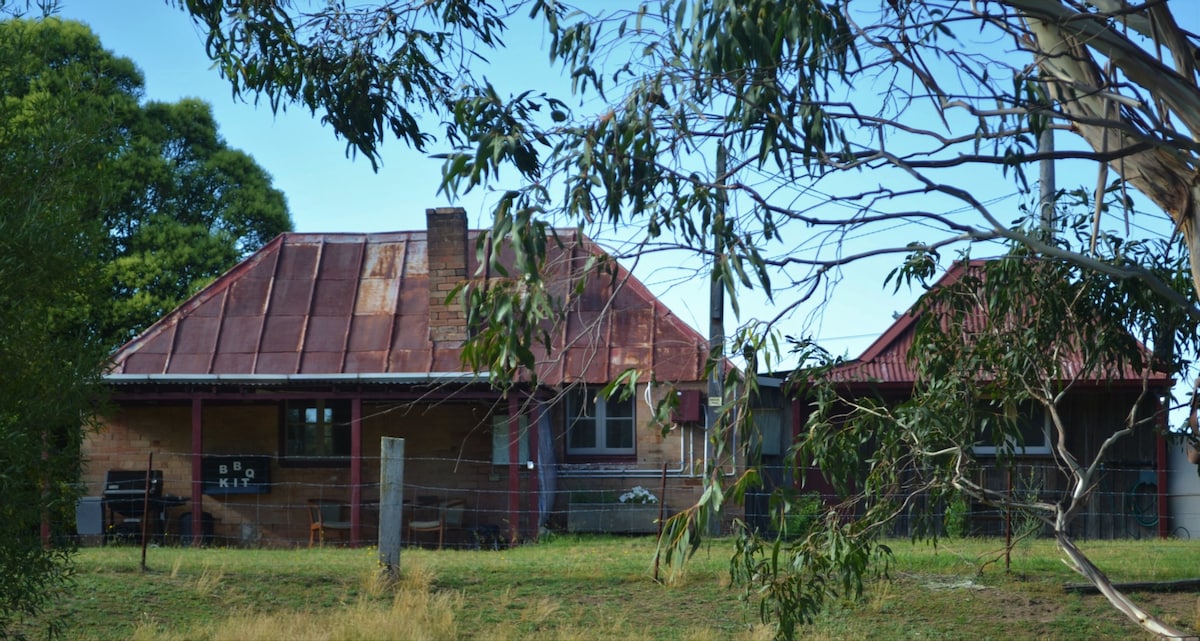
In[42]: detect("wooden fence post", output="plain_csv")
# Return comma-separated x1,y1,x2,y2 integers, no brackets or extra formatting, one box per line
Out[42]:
378,437,405,577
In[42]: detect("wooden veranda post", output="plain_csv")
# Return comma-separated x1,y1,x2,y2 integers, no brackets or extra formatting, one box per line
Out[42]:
350,398,362,547
378,437,405,577
190,397,202,548
508,394,520,545
140,452,152,573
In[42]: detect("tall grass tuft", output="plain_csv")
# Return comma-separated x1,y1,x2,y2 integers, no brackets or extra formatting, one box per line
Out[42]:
132,561,459,641
192,563,225,597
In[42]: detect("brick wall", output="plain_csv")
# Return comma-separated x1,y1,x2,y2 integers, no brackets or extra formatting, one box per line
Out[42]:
83,399,534,546
82,381,732,545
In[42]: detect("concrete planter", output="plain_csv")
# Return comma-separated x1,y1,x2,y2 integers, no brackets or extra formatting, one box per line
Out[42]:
567,502,661,534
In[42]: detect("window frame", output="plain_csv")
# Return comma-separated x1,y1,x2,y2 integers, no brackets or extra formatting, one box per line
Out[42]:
492,415,531,465
564,385,636,458
279,399,352,467
973,402,1053,457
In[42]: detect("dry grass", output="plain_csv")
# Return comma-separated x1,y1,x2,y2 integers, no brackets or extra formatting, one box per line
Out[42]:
131,560,460,641
13,536,1200,640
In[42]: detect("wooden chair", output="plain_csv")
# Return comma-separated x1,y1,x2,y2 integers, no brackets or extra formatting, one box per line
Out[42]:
408,499,466,549
307,499,351,547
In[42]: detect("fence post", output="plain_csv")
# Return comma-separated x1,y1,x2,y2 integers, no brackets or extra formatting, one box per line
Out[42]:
378,437,405,577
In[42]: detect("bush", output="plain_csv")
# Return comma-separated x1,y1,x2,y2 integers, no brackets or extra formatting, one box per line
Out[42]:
776,493,825,539
944,495,969,538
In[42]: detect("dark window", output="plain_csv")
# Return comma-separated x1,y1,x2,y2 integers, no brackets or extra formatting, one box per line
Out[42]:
566,385,635,456
974,403,1050,456
282,400,351,464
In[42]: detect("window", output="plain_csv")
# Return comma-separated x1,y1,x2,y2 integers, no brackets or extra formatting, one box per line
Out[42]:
492,415,531,465
282,400,351,464
752,409,784,457
974,403,1051,456
565,385,635,456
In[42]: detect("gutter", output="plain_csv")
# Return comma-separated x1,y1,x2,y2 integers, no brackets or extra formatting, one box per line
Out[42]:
102,372,486,385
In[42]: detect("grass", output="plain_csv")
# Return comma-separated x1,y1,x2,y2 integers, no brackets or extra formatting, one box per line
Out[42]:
11,536,1200,640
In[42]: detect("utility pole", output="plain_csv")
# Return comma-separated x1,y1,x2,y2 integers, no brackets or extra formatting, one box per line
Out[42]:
705,145,727,536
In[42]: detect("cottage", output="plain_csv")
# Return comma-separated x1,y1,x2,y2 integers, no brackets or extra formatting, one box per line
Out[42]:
787,260,1174,539
84,208,732,547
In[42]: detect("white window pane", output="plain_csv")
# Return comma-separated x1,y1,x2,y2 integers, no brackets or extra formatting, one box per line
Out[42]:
492,415,531,464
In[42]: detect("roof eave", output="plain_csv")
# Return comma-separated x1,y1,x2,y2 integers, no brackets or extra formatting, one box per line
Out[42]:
102,372,488,386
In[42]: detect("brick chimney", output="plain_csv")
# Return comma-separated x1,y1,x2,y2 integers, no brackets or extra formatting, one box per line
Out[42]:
426,207,469,343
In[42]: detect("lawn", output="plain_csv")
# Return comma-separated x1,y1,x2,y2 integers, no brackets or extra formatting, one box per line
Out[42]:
12,536,1200,640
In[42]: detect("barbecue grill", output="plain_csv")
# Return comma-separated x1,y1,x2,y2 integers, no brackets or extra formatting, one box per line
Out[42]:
101,470,186,542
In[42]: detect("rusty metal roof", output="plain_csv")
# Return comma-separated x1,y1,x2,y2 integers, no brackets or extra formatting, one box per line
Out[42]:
829,260,1170,388
107,230,708,386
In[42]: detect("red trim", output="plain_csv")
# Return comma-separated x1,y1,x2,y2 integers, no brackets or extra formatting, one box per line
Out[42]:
529,403,541,542
350,398,362,547
507,395,520,544
190,397,203,547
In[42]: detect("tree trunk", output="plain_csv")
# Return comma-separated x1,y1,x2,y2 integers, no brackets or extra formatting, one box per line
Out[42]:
1019,11,1200,300
1055,530,1196,639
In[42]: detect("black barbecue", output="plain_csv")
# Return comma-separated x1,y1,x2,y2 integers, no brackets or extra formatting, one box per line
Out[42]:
101,470,186,542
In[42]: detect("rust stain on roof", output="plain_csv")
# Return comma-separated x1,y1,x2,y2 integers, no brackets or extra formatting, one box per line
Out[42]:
109,230,708,385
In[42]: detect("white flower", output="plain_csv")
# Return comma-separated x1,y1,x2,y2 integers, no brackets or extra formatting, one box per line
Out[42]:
618,486,658,504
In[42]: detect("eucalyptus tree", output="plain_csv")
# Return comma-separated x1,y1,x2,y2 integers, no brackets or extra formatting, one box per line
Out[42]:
0,15,110,637
0,14,290,633
176,0,1200,636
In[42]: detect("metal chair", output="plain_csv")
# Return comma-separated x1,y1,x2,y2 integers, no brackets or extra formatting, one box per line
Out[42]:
408,499,466,549
307,499,351,547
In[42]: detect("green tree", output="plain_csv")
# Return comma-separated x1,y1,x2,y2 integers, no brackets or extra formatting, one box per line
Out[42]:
1,16,292,349
0,14,290,634
0,15,110,637
176,1,1200,636
101,97,291,345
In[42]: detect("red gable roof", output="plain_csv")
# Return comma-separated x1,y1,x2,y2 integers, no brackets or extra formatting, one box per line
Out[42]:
106,228,708,386
829,260,1169,387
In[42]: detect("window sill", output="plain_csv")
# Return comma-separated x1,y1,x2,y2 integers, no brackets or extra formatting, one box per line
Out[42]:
563,454,638,465
278,457,351,468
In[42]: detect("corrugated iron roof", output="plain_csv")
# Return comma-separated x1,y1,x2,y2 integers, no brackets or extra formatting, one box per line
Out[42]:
107,229,708,386
829,260,1170,387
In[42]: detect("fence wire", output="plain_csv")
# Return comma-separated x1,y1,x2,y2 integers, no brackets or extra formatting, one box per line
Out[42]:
76,453,1198,548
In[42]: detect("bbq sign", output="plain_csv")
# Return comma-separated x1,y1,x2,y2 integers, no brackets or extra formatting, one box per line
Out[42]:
202,456,271,494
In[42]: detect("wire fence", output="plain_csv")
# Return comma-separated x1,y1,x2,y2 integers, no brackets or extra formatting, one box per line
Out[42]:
75,453,1200,548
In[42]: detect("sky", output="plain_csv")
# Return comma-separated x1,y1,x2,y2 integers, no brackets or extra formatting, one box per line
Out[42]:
51,0,911,359
46,2,1199,407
